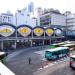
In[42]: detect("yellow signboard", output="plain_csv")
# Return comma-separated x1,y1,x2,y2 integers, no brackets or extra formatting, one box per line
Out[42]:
0,29,11,33
0,25,15,37
34,28,44,36
46,28,54,36
20,28,29,33
18,27,31,37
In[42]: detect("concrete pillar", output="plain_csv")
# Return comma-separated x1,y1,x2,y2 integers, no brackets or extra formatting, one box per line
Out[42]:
14,40,17,49
50,38,51,44
1,41,3,50
32,30,33,38
30,40,33,47
43,40,44,45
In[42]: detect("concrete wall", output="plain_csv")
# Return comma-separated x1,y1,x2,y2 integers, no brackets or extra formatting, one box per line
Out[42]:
51,13,66,26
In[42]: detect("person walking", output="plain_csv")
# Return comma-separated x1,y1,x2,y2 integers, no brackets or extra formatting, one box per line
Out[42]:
28,57,31,64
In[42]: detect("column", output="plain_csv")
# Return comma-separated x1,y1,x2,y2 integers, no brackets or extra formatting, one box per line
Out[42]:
1,40,3,50
30,40,33,47
43,40,44,46
50,38,51,45
14,40,17,49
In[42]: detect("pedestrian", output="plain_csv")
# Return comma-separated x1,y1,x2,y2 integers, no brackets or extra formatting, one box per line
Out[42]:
28,57,31,64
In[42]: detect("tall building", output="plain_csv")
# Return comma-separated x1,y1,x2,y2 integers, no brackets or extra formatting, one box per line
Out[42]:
28,2,34,13
15,8,37,27
64,11,75,36
0,8,37,27
38,8,66,28
37,7,44,17
64,11,75,30
0,11,14,24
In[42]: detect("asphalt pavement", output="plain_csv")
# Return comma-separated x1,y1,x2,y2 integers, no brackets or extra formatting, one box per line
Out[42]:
5,46,48,75
34,61,75,75
4,46,75,75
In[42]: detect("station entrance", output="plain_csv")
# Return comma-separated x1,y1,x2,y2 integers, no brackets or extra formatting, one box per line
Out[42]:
44,39,51,45
32,39,44,46
16,40,31,48
0,40,16,51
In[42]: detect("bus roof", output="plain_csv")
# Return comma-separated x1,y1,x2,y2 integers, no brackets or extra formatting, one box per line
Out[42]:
70,55,75,58
46,47,68,52
52,42,65,45
61,43,75,47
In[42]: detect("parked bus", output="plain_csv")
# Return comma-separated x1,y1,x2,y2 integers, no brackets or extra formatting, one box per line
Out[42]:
48,42,66,49
45,47,69,60
61,43,75,51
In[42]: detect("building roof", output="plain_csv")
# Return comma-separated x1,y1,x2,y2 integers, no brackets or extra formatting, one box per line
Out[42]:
1,13,13,16
70,55,75,58
61,43,75,47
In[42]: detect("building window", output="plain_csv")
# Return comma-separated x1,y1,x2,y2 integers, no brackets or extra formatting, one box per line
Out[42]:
21,13,24,16
8,17,11,22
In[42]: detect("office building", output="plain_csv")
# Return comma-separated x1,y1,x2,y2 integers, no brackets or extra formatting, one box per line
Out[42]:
37,8,66,28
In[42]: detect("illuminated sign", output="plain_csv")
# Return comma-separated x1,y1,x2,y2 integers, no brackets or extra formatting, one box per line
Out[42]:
46,28,54,36
18,27,31,37
55,29,62,36
34,28,44,36
0,25,15,37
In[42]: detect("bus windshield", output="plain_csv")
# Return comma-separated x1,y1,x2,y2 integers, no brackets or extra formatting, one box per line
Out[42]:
45,51,52,55
45,51,52,58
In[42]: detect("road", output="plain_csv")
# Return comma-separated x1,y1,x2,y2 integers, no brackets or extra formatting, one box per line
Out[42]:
5,46,75,75
5,46,48,75
34,61,75,75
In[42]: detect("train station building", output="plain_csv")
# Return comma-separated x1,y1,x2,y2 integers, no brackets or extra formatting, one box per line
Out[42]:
0,23,65,51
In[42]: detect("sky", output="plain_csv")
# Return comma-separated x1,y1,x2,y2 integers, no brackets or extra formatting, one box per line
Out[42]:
0,0,75,14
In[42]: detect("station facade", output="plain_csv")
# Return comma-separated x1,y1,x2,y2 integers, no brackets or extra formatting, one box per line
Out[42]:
0,23,65,51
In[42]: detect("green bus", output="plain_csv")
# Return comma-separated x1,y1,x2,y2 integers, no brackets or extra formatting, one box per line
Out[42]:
48,42,66,49
45,47,69,60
